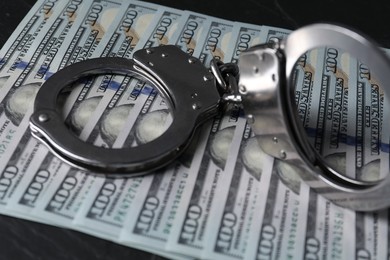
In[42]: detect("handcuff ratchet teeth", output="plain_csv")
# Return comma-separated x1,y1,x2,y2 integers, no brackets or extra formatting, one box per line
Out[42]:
30,24,390,211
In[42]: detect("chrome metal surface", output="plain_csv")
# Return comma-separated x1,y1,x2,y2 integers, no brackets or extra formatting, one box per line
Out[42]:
239,24,390,211
30,24,390,210
210,59,227,91
30,45,221,175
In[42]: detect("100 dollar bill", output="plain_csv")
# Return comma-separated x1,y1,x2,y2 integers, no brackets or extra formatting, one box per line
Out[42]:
166,104,245,257
97,13,224,252
347,59,388,181
201,124,274,260
0,0,67,75
29,1,187,241
0,0,389,259
75,5,184,146
1,0,124,216
0,0,93,212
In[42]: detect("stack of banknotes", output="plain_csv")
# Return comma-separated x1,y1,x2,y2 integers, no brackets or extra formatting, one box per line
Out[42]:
0,0,389,259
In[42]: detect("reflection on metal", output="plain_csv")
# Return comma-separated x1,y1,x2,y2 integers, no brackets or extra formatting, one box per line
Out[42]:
239,24,390,211
30,24,390,211
30,45,221,175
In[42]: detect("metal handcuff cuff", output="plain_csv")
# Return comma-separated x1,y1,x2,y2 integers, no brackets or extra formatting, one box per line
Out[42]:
29,24,390,211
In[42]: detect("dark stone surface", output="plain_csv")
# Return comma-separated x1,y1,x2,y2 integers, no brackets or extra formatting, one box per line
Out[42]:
0,0,389,259
0,214,163,260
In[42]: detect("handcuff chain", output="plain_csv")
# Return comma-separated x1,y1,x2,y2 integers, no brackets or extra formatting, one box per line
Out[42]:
210,59,241,103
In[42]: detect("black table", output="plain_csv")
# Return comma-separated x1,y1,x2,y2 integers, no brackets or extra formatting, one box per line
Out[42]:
0,0,389,259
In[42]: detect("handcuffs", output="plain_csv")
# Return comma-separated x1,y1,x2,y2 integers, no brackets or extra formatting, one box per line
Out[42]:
29,24,390,211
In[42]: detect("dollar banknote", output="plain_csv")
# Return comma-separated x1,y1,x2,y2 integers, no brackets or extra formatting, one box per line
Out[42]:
346,59,388,181
201,124,274,260
1,0,124,217
304,187,357,259
0,0,389,260
118,118,209,253
258,25,290,44
20,0,130,225
56,1,123,70
193,18,239,66
0,0,88,170
166,104,247,257
170,11,212,56
0,0,123,168
119,21,264,256
71,1,161,141
74,5,184,147
66,10,198,258
135,7,185,49
234,26,311,260
119,164,191,245
29,1,187,241
37,2,186,232
161,22,240,257
0,130,45,209
83,78,145,147
355,210,388,260
0,0,96,213
71,82,162,234
198,23,268,260
310,47,352,176
74,9,204,243
0,0,68,75
110,13,221,252
31,166,99,225
344,54,389,259
107,9,187,149
245,159,310,260
225,22,263,64
293,48,324,135
73,174,152,238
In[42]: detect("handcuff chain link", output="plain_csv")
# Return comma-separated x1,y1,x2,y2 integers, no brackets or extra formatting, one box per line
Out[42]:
210,58,241,103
